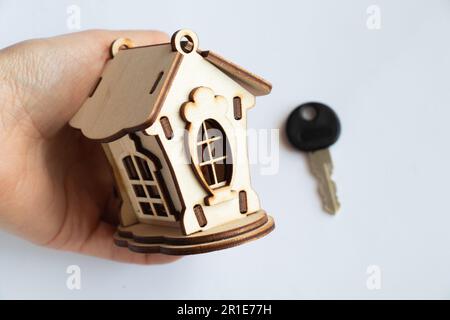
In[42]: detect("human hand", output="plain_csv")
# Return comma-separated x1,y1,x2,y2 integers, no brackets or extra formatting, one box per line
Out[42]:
0,30,179,264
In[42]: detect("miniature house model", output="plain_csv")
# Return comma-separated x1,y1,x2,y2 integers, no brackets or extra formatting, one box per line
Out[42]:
70,29,275,255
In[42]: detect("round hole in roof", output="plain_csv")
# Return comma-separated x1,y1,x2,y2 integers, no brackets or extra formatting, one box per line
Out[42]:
171,29,199,55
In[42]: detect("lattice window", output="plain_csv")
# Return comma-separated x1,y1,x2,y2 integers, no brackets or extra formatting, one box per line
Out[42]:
122,155,169,218
196,119,232,189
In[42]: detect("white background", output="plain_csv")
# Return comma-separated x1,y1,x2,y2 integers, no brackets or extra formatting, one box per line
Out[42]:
1,0,450,299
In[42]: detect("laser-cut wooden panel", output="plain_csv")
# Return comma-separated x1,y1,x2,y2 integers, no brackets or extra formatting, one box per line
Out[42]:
69,29,275,254
70,44,182,142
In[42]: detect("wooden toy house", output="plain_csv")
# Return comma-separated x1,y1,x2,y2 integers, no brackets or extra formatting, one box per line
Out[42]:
70,29,275,255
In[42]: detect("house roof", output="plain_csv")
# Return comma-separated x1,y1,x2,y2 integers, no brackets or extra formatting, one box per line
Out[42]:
70,31,272,142
200,50,272,96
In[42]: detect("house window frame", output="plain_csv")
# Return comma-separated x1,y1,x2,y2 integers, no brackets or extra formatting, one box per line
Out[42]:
121,151,175,222
181,87,237,206
196,118,233,190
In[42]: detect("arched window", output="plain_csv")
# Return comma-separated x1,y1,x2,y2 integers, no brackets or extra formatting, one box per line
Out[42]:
181,87,237,206
122,154,171,219
196,119,233,190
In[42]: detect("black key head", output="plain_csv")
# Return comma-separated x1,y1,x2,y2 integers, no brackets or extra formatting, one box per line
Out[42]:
286,102,341,152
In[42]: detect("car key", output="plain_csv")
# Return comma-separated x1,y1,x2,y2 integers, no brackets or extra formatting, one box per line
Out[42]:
286,102,341,214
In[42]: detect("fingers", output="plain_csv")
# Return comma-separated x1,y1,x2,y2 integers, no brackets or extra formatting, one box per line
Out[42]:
76,221,181,265
57,29,169,46
81,29,170,48
50,29,169,60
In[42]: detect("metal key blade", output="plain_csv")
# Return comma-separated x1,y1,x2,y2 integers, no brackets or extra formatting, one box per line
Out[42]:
307,149,340,214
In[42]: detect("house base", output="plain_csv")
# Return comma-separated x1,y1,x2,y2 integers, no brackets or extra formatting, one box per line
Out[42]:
114,210,275,255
